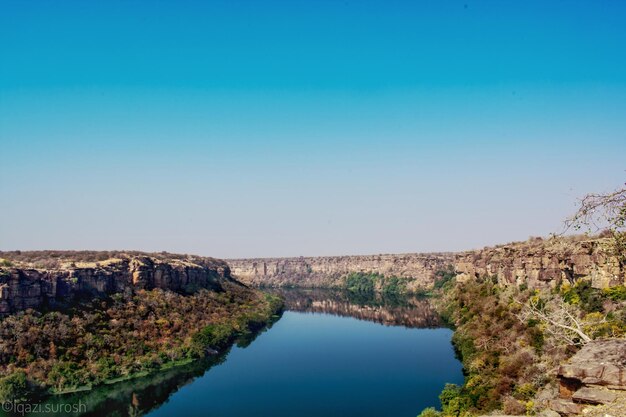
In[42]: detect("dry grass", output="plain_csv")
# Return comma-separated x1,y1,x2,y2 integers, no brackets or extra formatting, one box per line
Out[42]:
0,250,222,270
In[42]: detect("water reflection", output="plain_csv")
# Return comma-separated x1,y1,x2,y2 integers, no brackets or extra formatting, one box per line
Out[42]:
34,354,227,417
270,288,442,328
1,324,274,417
4,289,447,417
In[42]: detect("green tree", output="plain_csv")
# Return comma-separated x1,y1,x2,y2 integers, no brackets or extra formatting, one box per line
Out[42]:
416,407,441,417
0,371,30,402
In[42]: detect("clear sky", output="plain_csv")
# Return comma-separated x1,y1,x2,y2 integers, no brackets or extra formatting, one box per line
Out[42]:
1,0,625,258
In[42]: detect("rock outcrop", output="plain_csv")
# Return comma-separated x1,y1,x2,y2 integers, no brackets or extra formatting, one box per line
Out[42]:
557,339,626,391
0,252,233,315
227,253,454,291
228,237,624,290
455,237,624,289
550,339,626,415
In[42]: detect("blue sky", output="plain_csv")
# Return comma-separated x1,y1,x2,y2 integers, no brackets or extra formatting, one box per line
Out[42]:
1,0,626,257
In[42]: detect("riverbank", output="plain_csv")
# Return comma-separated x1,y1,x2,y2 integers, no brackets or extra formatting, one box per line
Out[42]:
418,276,626,417
0,277,283,403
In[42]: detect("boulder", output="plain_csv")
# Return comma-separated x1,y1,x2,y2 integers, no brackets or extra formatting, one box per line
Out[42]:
549,399,582,415
557,339,626,390
572,387,617,405
536,410,560,417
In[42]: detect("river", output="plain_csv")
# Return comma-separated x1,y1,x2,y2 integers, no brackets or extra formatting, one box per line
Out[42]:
26,289,463,417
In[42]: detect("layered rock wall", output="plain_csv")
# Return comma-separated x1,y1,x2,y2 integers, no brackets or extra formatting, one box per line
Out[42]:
229,238,624,290
455,238,624,289
0,256,233,315
549,339,626,414
227,253,454,291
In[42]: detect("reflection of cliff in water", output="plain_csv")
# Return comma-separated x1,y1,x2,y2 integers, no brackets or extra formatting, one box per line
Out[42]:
14,290,442,417
270,288,442,328
24,320,278,417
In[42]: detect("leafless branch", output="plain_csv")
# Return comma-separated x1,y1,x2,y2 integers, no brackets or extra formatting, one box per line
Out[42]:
516,297,592,346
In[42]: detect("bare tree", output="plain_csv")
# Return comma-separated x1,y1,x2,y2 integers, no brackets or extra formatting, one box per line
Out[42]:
562,182,626,266
517,296,596,345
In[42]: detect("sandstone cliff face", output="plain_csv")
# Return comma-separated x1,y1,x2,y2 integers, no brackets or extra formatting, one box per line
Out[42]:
0,254,233,315
228,237,624,290
227,253,454,291
549,339,626,415
455,237,624,289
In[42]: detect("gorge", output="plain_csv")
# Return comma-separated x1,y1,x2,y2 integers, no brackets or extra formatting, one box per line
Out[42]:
228,236,625,291
1,236,625,417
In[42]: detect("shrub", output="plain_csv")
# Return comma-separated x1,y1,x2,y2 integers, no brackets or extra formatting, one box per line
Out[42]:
562,280,603,313
439,383,472,416
189,323,234,357
382,276,407,295
416,407,441,417
434,265,456,290
344,272,377,293
0,371,30,402
502,396,526,415
603,285,626,301
513,382,536,401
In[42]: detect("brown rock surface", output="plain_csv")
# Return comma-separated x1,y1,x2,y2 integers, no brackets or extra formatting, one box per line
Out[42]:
454,237,624,289
0,251,234,315
228,253,453,290
228,236,624,290
572,387,617,405
549,399,582,415
558,339,626,390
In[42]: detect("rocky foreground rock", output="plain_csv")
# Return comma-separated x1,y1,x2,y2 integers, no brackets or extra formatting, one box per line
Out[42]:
550,339,626,415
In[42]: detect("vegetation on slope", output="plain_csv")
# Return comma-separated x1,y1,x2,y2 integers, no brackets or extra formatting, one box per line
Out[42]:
0,282,282,402
343,272,418,296
417,274,626,417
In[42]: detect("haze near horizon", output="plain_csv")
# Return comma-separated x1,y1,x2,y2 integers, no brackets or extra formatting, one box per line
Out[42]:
1,0,626,258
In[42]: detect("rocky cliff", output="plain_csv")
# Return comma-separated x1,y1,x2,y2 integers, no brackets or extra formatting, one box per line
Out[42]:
455,237,624,289
0,251,234,315
550,339,626,415
227,253,454,292
228,237,625,290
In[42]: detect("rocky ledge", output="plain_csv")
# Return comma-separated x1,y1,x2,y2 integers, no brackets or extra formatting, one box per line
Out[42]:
550,339,626,415
0,251,234,315
456,237,624,289
227,253,453,291
228,236,624,291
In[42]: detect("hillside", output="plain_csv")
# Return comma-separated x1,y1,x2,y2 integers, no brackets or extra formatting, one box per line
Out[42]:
0,251,282,402
0,250,233,315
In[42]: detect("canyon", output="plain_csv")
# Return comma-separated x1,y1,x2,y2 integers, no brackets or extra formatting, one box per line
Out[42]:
229,236,624,290
0,236,623,316
227,253,453,292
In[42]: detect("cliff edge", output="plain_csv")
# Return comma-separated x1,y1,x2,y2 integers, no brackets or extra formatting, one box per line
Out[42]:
228,236,624,291
0,250,234,315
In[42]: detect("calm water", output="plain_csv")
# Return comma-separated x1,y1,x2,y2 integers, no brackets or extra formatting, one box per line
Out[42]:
20,290,463,417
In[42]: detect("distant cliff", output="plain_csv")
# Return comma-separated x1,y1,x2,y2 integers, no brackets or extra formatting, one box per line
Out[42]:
0,251,234,315
227,253,454,292
228,237,625,290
